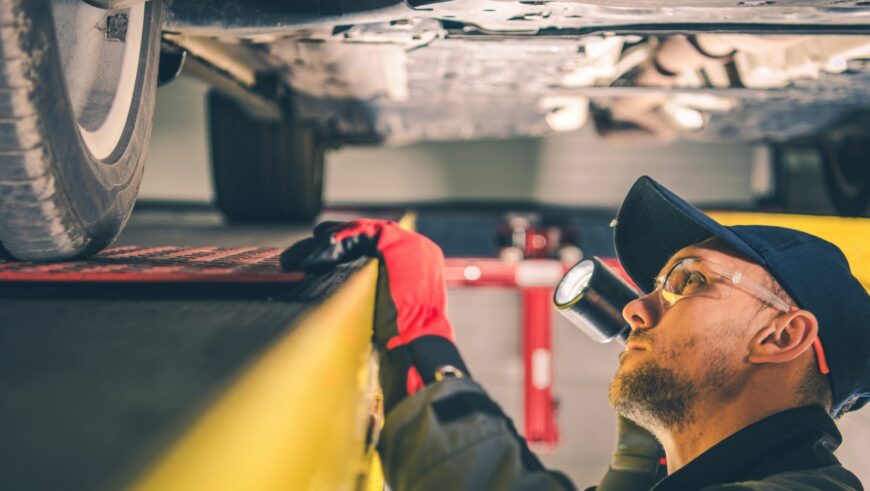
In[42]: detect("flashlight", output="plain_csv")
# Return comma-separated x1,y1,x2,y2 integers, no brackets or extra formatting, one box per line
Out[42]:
553,257,640,344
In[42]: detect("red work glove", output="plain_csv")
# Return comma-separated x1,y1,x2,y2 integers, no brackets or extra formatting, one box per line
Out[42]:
281,219,469,411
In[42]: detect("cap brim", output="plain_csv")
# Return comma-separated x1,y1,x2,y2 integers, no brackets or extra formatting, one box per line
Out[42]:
614,176,765,292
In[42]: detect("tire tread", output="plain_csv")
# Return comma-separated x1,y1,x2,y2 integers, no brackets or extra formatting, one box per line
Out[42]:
208,91,324,223
0,0,90,260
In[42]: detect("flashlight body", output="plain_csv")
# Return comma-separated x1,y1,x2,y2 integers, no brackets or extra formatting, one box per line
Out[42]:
554,257,639,344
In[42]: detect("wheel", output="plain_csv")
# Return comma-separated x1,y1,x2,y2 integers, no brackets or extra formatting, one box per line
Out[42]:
0,0,163,261
820,139,870,217
207,90,325,223
759,144,790,210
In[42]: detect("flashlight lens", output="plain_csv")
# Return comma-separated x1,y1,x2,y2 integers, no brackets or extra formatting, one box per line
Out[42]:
555,260,594,306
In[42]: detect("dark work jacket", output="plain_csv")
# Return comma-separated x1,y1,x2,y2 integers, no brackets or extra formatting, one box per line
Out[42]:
378,377,863,491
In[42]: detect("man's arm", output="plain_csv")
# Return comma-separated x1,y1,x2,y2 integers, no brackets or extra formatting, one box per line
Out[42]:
282,219,575,490
380,377,667,491
379,377,576,491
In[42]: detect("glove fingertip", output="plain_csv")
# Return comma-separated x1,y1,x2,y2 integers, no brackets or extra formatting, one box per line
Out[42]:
279,237,321,271
313,220,347,237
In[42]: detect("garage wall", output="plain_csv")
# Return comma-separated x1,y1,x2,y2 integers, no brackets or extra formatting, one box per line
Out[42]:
325,130,757,208
141,78,213,202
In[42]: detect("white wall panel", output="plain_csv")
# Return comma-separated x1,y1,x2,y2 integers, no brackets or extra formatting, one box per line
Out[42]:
327,127,756,207
141,78,213,202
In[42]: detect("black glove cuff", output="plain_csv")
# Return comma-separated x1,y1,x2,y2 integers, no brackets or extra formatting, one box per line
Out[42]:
379,346,414,414
406,335,470,384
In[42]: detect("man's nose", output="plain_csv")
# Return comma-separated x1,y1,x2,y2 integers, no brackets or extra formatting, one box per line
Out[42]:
622,292,660,331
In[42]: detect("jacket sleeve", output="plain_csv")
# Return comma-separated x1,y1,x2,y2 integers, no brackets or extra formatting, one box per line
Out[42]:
377,377,578,491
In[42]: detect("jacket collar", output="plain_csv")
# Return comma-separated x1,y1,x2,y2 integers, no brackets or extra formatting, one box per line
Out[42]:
653,405,842,490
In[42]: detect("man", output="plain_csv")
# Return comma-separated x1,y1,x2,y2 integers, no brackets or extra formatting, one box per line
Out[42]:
282,176,869,490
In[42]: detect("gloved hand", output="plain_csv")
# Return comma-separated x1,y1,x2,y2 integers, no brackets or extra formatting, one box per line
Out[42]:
596,414,666,491
281,219,469,411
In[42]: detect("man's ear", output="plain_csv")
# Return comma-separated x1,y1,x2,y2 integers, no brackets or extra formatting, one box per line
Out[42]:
747,309,818,365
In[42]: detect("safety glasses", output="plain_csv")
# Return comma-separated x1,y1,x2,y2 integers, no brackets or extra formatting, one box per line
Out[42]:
654,257,791,312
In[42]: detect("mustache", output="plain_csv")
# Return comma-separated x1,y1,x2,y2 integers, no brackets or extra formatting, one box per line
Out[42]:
626,331,653,345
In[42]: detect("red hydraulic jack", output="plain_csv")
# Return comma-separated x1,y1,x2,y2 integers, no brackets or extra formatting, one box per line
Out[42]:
522,285,559,451
444,258,566,451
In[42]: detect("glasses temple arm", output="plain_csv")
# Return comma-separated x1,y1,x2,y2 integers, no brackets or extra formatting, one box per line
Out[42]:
731,273,792,312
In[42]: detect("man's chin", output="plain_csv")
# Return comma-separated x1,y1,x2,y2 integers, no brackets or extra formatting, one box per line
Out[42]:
608,359,697,431
608,363,640,415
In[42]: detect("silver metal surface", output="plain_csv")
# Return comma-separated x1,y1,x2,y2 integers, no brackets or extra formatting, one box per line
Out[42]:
51,0,146,159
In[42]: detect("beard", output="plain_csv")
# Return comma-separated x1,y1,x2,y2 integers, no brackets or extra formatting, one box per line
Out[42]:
609,357,698,432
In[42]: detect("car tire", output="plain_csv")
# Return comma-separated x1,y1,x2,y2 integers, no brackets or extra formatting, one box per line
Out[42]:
0,0,162,261
820,139,870,217
207,90,325,223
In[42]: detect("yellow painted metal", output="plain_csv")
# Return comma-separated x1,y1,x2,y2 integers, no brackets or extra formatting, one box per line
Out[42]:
398,211,417,231
133,261,381,491
365,453,385,491
708,212,870,292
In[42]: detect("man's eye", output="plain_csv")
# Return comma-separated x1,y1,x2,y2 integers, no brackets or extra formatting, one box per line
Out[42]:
684,272,706,289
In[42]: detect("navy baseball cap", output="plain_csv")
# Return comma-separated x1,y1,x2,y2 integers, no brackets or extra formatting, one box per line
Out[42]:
613,176,870,416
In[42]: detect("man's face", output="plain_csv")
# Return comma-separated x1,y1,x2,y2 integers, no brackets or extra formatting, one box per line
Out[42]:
609,239,775,432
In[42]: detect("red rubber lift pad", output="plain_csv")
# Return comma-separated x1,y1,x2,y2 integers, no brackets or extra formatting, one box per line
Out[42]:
0,246,302,283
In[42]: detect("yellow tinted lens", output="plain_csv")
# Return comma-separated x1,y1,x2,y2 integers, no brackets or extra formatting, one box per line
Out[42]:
661,258,711,307
665,266,689,294
660,288,682,307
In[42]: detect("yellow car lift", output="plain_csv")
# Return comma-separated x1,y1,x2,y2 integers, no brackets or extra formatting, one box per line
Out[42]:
710,212,870,291
134,260,384,491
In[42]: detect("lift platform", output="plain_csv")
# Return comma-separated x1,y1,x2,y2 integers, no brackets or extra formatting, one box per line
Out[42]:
0,208,397,491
